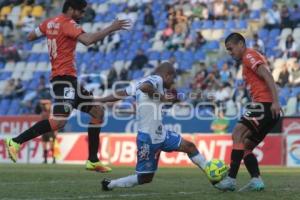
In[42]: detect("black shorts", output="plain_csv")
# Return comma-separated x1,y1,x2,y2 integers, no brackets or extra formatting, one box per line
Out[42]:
239,102,281,143
51,75,94,116
41,131,56,142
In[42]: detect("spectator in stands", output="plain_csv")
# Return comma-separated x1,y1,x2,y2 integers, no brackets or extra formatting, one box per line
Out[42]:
290,4,300,28
280,5,293,29
193,31,206,50
1,78,15,99
81,4,95,23
219,63,232,83
213,0,226,20
191,2,203,20
161,20,174,42
107,68,118,89
14,78,24,98
249,33,265,54
21,13,36,37
236,0,249,19
167,6,176,28
166,25,185,50
279,34,298,59
232,81,249,104
214,82,231,106
3,43,21,62
225,0,238,20
191,69,208,91
264,4,281,30
278,63,290,87
119,68,128,81
210,109,229,134
129,49,149,70
0,15,13,37
289,60,300,86
143,6,155,39
128,0,141,12
37,75,51,99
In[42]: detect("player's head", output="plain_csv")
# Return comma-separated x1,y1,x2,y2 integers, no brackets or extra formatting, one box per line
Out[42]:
155,62,176,89
225,32,246,60
62,0,87,21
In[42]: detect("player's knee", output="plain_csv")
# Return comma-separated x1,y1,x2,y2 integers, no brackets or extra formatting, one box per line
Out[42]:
49,119,67,131
181,140,197,153
90,105,105,121
138,174,154,184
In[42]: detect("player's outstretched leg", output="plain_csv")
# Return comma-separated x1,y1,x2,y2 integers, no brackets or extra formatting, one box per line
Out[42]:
101,173,154,191
5,119,65,162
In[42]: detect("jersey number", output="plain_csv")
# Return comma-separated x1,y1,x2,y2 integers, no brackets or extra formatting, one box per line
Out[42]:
47,39,57,60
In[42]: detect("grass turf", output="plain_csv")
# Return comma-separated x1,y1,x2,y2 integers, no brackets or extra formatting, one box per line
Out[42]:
1,164,300,200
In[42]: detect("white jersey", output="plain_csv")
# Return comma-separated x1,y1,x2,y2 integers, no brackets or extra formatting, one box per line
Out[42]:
125,75,166,144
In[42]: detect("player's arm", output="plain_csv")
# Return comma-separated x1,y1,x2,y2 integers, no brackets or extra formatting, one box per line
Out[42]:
256,64,281,118
78,19,130,46
139,82,176,103
27,27,44,41
96,90,128,103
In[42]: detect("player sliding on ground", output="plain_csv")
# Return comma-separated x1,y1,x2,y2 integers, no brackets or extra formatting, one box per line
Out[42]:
5,0,130,172
214,33,282,191
97,62,211,190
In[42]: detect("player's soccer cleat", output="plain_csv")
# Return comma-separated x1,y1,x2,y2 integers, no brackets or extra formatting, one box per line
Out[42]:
85,160,112,173
214,176,236,191
5,138,20,163
238,177,265,192
101,178,112,191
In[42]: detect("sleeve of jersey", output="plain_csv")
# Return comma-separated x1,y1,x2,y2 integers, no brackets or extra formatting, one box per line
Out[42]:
125,82,136,96
245,52,265,72
63,21,85,39
38,21,47,36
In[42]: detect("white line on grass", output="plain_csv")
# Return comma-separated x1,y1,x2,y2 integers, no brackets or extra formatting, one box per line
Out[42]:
1,191,202,200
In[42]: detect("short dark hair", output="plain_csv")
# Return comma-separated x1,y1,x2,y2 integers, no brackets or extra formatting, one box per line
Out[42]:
225,32,246,45
62,0,87,13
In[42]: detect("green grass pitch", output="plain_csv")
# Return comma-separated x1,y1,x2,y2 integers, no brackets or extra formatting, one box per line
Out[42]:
1,164,300,200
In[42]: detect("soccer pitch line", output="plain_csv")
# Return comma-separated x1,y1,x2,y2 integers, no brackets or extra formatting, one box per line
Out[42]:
1,191,203,200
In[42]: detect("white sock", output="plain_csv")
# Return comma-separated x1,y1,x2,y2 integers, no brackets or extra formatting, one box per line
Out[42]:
108,174,138,189
189,152,207,169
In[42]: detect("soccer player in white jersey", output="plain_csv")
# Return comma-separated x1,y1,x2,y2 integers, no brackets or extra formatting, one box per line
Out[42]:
97,62,208,191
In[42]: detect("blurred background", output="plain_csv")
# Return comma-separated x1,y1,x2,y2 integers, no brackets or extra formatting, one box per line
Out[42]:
0,0,300,167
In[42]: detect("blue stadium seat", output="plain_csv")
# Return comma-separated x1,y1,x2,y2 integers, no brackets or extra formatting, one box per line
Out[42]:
131,70,144,79
291,87,300,97
250,10,260,19
161,51,172,60
149,51,160,60
258,29,269,40
0,99,11,115
202,20,213,29
0,72,12,80
194,50,205,61
191,21,202,30
28,53,40,62
270,29,280,38
236,20,247,29
39,53,49,62
214,20,225,29
225,20,236,30
7,99,20,115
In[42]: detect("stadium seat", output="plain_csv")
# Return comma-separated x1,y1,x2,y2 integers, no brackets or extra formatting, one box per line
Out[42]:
31,5,44,18
285,97,297,116
20,5,33,19
225,20,236,30
270,29,280,38
0,99,11,115
279,28,292,40
160,51,172,60
4,62,15,71
292,27,300,40
201,29,213,40
236,20,247,30
214,20,225,29
202,20,213,29
0,6,12,17
251,0,263,10
211,30,224,40
249,10,260,20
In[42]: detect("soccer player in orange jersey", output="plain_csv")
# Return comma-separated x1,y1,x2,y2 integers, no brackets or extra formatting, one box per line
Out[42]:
5,0,130,172
215,33,282,191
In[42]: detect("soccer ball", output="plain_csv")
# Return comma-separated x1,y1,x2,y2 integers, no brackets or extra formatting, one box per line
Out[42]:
205,159,228,184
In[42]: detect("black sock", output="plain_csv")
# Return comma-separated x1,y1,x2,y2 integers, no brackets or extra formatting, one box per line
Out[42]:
44,149,48,162
244,153,260,178
228,149,244,178
87,124,101,162
13,120,52,144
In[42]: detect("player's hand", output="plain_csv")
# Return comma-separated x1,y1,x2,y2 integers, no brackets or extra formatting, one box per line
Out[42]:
110,18,131,32
163,89,179,103
271,102,281,119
